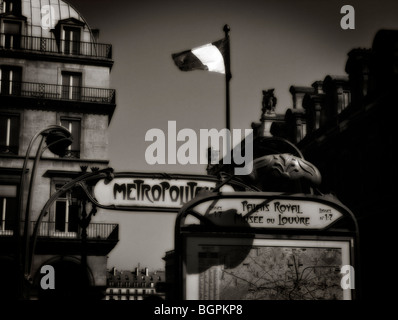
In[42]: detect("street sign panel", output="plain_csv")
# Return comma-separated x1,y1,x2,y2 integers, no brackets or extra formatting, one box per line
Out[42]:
93,173,235,212
190,197,343,230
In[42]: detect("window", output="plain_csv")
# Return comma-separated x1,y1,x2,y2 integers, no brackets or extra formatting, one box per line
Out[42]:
61,72,82,100
0,185,17,235
2,1,21,14
62,26,81,55
342,90,351,110
0,113,20,154
0,66,22,95
60,118,81,158
54,183,79,235
2,20,21,49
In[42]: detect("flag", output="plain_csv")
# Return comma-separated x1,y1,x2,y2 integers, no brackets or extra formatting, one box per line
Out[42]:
172,38,228,74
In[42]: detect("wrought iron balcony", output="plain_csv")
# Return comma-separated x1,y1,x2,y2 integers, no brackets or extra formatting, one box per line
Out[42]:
33,221,119,241
0,221,119,241
0,33,112,59
0,80,116,104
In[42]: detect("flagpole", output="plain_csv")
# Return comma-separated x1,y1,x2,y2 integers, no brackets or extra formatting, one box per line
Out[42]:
223,24,231,131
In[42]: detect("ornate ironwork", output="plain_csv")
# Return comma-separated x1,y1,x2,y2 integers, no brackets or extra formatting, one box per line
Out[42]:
0,33,113,59
0,80,116,104
26,168,115,282
249,153,322,186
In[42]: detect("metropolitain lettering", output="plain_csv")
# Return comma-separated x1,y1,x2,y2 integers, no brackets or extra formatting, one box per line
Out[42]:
113,180,211,205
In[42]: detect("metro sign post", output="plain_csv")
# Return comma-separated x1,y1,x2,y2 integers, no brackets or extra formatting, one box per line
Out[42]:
33,164,357,300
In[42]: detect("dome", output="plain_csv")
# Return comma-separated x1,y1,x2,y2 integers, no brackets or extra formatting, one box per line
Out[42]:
4,0,96,43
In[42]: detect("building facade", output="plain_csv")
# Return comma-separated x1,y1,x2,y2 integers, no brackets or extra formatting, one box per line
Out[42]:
105,266,166,300
270,30,395,299
0,0,118,299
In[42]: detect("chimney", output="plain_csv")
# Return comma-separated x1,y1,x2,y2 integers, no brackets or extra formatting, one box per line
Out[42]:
312,81,324,94
289,86,314,109
345,48,371,106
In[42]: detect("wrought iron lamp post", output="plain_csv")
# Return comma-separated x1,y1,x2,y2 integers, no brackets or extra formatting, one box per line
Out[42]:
23,167,114,299
16,125,72,299
67,187,98,297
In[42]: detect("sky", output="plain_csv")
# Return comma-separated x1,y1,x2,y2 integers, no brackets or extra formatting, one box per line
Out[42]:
66,0,398,270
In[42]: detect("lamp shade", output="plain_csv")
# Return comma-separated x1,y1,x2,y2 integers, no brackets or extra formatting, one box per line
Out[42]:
45,129,73,157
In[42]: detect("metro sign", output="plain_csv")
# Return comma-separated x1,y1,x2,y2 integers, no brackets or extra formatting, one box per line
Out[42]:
182,193,348,230
93,173,235,212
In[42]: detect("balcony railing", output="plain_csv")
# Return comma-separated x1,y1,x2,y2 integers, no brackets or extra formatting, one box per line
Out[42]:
0,33,112,59
34,221,119,241
0,221,119,241
0,81,116,104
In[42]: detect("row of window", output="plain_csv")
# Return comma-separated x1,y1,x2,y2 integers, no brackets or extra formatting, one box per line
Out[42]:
113,275,161,281
0,65,84,98
108,281,156,288
1,27,83,55
108,289,156,295
107,295,154,301
108,296,138,300
1,0,83,54
0,112,81,157
0,180,81,235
